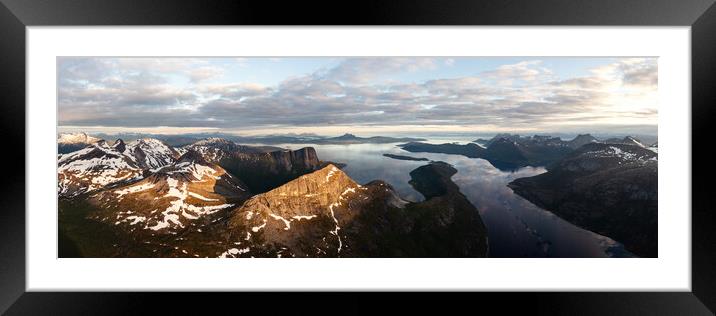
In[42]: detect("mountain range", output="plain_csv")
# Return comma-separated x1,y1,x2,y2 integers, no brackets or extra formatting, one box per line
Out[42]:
58,133,487,258
399,133,653,171
58,131,656,258
84,132,426,147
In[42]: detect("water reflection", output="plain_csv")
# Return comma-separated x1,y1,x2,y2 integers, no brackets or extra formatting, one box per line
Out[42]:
274,142,634,258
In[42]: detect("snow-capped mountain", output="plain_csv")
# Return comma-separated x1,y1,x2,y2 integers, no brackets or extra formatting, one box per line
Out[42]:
58,141,143,197
58,132,101,144
569,142,657,169
60,138,189,197
123,138,180,170
58,133,492,258
87,150,251,235
57,132,102,154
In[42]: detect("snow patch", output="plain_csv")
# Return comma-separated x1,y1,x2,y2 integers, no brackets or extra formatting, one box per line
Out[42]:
114,182,156,198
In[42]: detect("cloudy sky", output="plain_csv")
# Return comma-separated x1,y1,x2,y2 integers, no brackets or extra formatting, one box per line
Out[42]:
57,57,657,136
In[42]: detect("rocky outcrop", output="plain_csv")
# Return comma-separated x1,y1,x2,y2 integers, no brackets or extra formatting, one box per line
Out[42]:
508,143,657,257
220,162,488,258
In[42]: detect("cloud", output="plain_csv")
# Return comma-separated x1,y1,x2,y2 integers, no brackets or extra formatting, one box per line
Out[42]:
189,66,224,83
324,57,438,84
57,57,658,133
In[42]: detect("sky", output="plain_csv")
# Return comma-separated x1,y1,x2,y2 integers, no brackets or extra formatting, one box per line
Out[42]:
57,57,658,136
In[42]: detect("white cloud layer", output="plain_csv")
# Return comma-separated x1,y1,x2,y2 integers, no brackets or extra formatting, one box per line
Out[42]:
58,57,658,134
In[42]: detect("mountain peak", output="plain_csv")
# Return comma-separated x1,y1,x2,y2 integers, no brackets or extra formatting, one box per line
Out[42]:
58,132,101,144
113,138,126,152
192,137,233,146
337,133,358,139
275,164,355,193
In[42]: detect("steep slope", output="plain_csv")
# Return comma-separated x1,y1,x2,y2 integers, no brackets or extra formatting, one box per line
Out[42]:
218,147,322,193
220,162,488,258
508,143,657,257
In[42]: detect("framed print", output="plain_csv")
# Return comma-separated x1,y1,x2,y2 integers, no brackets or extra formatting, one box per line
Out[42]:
1,0,715,314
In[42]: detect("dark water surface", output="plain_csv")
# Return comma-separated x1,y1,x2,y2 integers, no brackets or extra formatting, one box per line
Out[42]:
274,142,634,258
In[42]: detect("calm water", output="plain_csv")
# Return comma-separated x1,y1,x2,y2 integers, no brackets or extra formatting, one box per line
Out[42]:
271,141,634,258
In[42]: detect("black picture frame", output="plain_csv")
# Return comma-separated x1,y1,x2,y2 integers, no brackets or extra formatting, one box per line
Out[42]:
1,0,714,314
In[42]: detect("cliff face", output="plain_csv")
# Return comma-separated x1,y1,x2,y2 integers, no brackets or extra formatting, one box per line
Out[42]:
218,147,321,193
220,162,489,258
509,143,657,257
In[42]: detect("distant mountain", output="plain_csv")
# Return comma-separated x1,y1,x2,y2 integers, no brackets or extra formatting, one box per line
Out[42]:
472,138,490,147
472,133,519,147
313,133,426,144
184,138,282,163
222,162,488,257
57,132,101,154
400,135,573,170
382,153,429,161
90,132,426,146
508,143,657,257
480,138,530,170
567,134,598,149
603,136,646,148
399,142,485,158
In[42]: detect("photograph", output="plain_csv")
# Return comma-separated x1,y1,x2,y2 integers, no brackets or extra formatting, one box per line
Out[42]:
57,56,658,258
